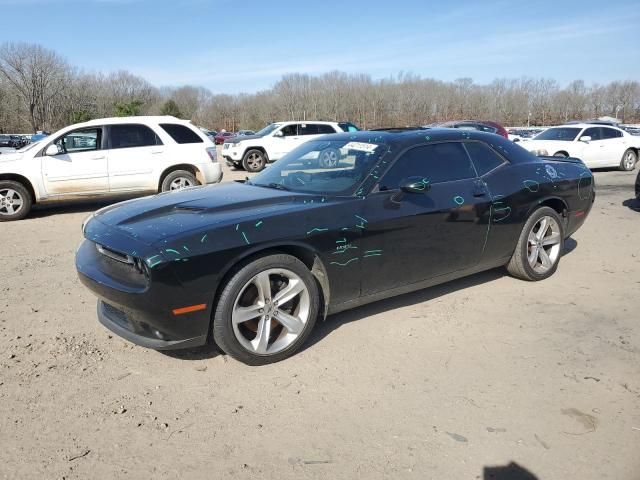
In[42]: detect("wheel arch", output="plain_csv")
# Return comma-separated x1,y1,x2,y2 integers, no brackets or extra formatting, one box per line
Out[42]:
553,150,569,157
243,146,269,161
0,173,37,203
527,196,569,229
157,164,201,191
211,242,331,327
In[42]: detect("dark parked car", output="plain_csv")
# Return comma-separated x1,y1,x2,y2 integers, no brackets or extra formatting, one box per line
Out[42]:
214,131,235,145
428,120,509,139
76,128,594,365
0,135,15,147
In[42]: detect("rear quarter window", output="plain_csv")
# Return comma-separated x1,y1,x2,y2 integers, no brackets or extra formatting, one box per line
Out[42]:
464,141,506,176
159,123,204,144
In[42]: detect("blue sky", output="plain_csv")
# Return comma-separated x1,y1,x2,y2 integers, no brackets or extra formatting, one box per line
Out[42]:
1,0,639,93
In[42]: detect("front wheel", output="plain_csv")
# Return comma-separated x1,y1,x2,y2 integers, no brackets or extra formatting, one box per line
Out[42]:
213,254,319,365
0,180,32,222
619,149,637,171
506,206,564,281
242,149,266,173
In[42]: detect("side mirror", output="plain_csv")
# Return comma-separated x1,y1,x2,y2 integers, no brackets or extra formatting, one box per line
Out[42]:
45,144,60,156
399,176,431,193
273,130,284,138
579,136,591,143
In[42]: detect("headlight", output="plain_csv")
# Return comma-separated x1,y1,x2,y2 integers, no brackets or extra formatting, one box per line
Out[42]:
531,149,548,156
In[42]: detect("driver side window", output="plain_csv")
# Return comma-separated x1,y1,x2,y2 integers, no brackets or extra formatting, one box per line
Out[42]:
582,127,602,141
55,128,102,154
380,142,476,190
280,124,299,137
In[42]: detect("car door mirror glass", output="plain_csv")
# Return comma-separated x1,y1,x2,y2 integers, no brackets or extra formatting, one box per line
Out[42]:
579,136,591,142
273,130,283,138
45,144,60,156
399,176,431,193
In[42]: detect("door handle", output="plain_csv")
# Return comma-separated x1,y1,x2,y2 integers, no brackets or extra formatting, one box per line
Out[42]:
91,155,105,160
151,149,164,154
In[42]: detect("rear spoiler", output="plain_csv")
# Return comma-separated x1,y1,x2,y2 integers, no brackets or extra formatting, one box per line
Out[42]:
538,155,585,165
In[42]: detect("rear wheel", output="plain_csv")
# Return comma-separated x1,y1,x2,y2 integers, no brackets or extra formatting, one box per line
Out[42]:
318,147,341,168
506,206,564,281
553,151,568,158
242,149,266,173
160,170,199,192
619,149,637,171
213,254,319,365
0,180,32,222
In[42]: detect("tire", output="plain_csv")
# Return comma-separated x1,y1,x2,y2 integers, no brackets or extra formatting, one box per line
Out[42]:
619,149,637,172
242,149,266,173
232,162,242,170
160,170,199,192
318,147,341,168
553,152,568,158
0,180,32,222
213,253,319,365
506,206,564,281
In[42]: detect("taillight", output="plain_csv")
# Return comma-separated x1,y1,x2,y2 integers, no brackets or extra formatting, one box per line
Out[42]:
206,147,217,163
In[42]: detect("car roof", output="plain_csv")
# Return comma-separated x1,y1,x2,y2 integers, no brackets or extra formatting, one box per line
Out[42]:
548,123,623,130
276,120,339,125
322,127,506,147
74,116,191,128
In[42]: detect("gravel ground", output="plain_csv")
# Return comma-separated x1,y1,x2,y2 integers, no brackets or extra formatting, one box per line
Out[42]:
1,150,639,479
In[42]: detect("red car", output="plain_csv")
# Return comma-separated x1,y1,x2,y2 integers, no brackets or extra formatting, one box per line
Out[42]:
427,120,509,139
214,131,235,145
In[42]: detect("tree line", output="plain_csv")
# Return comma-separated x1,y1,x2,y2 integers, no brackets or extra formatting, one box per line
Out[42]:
1,41,639,134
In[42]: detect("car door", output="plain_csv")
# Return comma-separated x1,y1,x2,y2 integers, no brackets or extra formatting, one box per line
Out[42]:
41,126,109,195
107,123,164,192
579,127,607,167
271,124,299,159
360,141,492,296
600,127,626,167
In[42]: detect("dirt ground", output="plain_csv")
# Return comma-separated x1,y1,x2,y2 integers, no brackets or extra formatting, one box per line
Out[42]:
1,151,639,480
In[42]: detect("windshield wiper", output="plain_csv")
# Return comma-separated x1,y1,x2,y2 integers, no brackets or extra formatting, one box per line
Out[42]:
251,182,291,191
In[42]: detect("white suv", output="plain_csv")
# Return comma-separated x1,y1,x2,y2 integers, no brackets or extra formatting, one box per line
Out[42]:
0,116,222,221
221,121,359,172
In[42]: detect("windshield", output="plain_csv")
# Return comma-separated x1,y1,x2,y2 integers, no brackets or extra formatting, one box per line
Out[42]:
255,123,281,136
248,139,386,195
18,140,43,152
534,127,581,141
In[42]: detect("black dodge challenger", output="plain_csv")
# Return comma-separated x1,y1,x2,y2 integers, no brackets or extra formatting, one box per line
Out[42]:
76,128,594,365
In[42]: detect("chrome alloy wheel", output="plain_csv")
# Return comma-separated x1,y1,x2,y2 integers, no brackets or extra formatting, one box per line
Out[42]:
0,188,24,216
169,177,194,190
527,215,562,274
232,268,310,355
623,151,636,170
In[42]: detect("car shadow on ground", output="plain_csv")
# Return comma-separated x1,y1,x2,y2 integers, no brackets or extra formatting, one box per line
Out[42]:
483,462,539,479
622,198,640,212
29,196,142,218
162,238,580,362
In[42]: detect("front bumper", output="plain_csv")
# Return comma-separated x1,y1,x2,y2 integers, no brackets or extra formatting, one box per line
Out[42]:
76,239,211,350
222,144,243,164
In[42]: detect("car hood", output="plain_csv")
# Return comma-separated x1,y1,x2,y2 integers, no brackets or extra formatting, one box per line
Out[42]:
225,134,263,144
89,182,321,247
0,151,24,163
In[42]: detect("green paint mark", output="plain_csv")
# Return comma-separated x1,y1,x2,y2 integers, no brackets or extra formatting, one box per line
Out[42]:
235,224,239,231
523,180,540,192
424,135,431,141
364,250,382,254
241,232,249,245
307,227,329,235
330,258,359,267
355,215,368,223
183,245,190,252
255,220,263,227
147,255,162,268
363,253,382,257
165,248,180,256
453,196,465,205
201,234,208,243
336,238,347,244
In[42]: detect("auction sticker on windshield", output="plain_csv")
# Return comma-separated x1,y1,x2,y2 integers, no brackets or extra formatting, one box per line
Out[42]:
343,142,378,153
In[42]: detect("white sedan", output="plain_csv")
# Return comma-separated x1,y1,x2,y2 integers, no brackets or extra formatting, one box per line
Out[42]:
524,124,639,170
